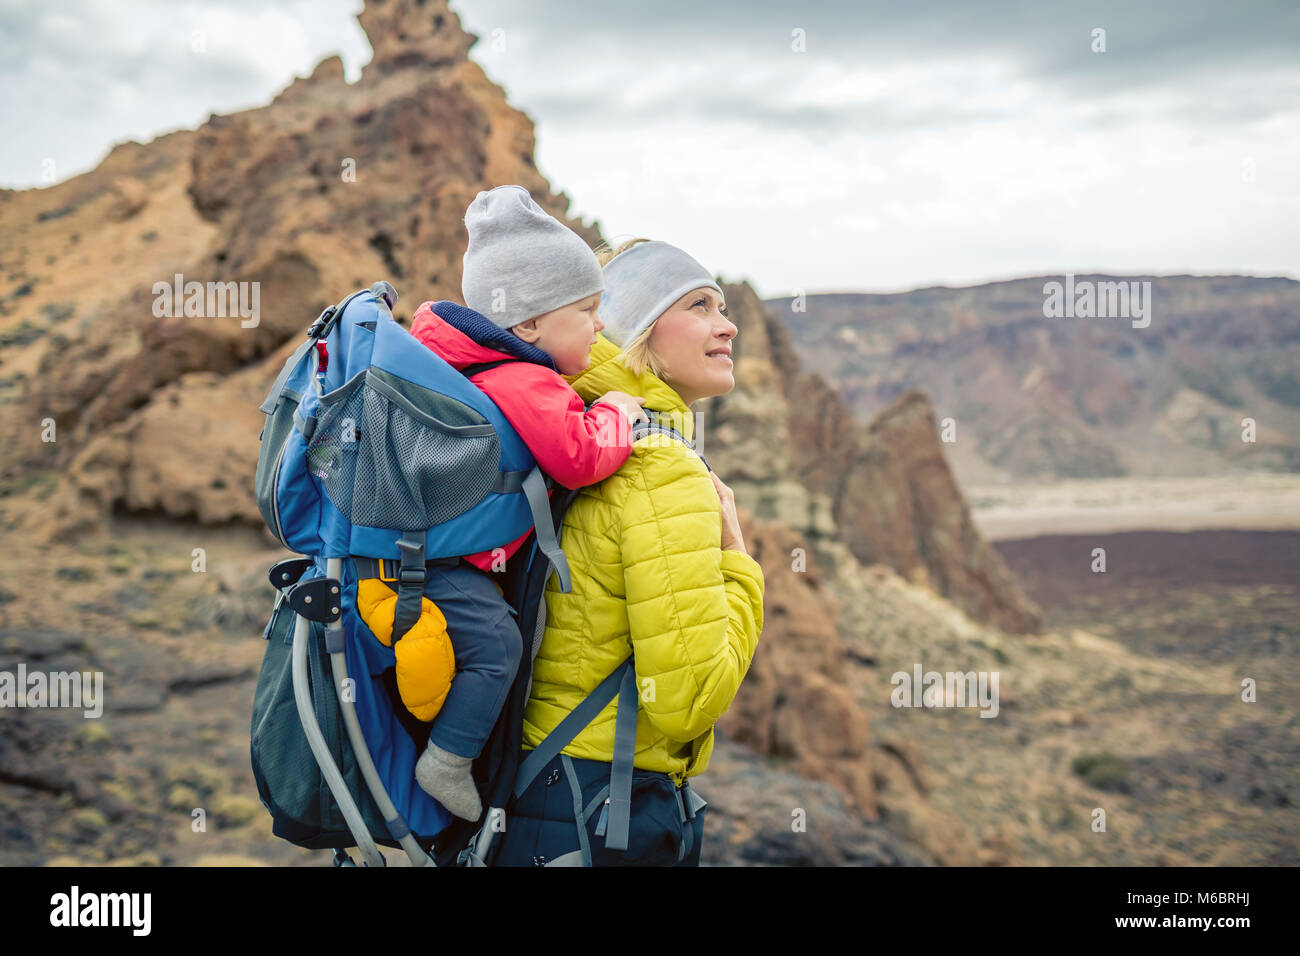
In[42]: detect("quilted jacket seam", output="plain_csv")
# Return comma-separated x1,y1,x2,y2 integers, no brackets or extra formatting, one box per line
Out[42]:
627,454,703,710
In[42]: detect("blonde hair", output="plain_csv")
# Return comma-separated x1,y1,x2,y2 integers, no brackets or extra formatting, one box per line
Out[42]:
593,237,668,380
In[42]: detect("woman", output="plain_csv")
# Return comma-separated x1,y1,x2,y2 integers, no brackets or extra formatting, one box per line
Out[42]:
492,239,766,866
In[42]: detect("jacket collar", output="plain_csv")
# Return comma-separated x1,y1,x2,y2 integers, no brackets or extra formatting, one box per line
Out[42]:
564,333,695,443
429,300,558,372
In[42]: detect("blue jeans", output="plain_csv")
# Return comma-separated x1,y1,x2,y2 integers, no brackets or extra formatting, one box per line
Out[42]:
422,559,523,760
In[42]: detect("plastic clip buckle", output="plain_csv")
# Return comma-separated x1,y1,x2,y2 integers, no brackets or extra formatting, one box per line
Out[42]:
307,305,336,339
398,565,426,586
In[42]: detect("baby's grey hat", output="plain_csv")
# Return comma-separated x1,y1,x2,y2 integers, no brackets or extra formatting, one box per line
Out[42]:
460,185,604,330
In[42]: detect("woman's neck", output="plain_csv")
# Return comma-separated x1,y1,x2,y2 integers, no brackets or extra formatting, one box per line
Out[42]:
664,379,699,407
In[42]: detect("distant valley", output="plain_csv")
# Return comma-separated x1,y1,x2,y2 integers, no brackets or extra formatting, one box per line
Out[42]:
765,275,1300,485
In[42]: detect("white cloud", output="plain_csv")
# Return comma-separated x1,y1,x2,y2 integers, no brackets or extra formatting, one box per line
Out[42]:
1,0,1296,294
0,0,370,188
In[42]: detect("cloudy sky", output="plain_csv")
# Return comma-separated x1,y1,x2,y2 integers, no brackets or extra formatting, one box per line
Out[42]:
1,0,1297,295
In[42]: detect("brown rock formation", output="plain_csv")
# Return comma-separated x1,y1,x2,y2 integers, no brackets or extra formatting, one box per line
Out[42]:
0,0,597,530
704,282,1044,634
835,391,1044,633
717,514,876,818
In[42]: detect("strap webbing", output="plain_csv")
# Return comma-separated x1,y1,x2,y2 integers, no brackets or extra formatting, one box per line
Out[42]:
561,754,594,867
352,555,458,580
460,359,515,378
492,469,529,494
311,288,368,342
292,405,316,441
513,656,633,800
390,534,426,642
521,466,571,593
582,784,610,825
258,339,314,414
603,663,639,851
629,420,711,472
675,789,692,863
683,781,707,817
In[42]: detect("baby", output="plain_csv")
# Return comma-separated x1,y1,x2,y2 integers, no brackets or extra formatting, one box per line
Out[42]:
406,185,645,820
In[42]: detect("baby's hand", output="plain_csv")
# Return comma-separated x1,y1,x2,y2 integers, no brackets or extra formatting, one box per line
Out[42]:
593,390,648,425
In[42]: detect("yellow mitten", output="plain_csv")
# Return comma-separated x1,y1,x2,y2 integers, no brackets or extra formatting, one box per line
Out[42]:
355,577,455,722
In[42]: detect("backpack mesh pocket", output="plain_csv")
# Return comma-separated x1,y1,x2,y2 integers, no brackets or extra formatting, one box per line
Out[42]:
307,369,501,530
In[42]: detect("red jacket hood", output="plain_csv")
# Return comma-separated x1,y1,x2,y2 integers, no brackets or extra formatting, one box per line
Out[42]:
409,301,513,370
406,298,636,501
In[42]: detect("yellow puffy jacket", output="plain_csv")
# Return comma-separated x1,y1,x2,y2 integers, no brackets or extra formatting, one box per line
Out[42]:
520,333,766,786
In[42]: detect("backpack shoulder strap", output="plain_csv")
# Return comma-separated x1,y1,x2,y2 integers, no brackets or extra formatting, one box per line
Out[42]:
460,358,517,379
512,656,633,803
512,655,639,851
629,418,712,472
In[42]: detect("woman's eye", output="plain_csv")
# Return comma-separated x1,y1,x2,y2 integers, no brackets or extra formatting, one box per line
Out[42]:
720,308,729,317
693,299,706,309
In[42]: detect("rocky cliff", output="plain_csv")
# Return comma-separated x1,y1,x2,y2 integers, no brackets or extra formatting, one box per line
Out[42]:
765,279,1300,484
0,0,598,531
0,0,1040,865
702,282,1044,635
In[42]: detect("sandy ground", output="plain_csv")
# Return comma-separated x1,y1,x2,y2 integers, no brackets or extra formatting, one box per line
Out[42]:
967,473,1300,541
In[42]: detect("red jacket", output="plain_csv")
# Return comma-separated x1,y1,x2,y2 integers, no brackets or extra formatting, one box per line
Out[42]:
409,300,633,573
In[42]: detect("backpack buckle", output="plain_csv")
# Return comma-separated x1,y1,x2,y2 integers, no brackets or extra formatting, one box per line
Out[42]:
307,305,337,339
398,565,427,586
375,557,427,586
396,537,427,586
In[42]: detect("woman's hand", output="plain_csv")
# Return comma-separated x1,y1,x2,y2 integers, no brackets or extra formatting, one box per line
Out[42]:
709,471,747,554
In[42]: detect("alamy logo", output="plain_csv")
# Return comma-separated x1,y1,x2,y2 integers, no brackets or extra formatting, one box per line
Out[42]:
152,273,260,328
0,664,103,718
596,408,703,455
1042,274,1151,328
890,663,1000,718
49,886,151,936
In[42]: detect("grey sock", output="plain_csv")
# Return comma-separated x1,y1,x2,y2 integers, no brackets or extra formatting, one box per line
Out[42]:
415,741,483,822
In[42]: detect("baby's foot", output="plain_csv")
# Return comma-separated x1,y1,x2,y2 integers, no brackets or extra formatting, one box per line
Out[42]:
415,742,483,821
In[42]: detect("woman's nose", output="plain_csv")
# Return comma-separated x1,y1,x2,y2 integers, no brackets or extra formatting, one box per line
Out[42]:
593,312,604,332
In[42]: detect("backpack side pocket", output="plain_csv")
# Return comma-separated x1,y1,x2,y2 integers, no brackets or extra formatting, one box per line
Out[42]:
307,368,501,530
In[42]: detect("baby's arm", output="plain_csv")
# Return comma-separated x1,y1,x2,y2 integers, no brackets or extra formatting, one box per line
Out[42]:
484,366,639,490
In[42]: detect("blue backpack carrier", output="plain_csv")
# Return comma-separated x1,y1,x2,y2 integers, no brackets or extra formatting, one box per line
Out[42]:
249,281,703,866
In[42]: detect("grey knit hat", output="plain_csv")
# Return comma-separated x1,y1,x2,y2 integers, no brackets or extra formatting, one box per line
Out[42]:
460,185,604,330
598,240,722,349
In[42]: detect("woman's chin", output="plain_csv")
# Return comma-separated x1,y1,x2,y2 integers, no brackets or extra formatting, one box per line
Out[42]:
693,365,735,399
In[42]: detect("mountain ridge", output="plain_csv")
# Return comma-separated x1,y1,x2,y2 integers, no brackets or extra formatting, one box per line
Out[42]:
765,275,1300,483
